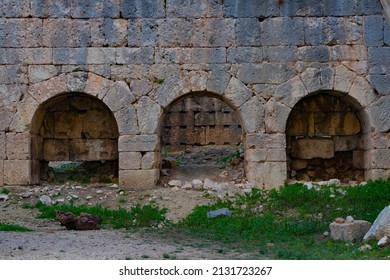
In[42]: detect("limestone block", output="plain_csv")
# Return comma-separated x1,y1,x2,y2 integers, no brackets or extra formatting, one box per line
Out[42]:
114,107,139,135
43,139,69,161
236,18,261,46
28,65,59,84
369,74,390,95
246,162,287,189
246,133,286,149
227,47,263,63
364,16,384,46
224,0,279,17
30,0,70,18
300,67,335,94
291,159,308,170
119,135,158,152
286,111,308,136
2,0,31,17
261,17,304,46
52,48,88,65
6,132,30,160
128,19,158,47
267,149,287,162
119,152,142,170
119,169,159,190
370,132,390,149
189,71,208,92
67,71,87,92
333,135,363,151
280,0,323,17
155,48,192,64
150,76,191,108
141,152,157,169
0,133,5,160
137,96,163,134
192,48,226,64
349,76,377,108
28,74,67,105
31,135,43,160
157,19,193,47
207,68,231,94
239,96,264,133
2,18,42,48
364,205,390,241
370,149,390,169
333,65,356,93
314,112,361,136
297,46,330,62
291,138,335,159
274,76,308,108
86,48,117,65
103,81,135,113
246,149,267,162
116,47,154,65
224,77,253,108
43,19,90,47
367,96,390,132
70,139,118,161
166,0,223,18
193,19,235,47
120,0,165,19
0,160,3,186
330,220,372,242
70,0,120,18
0,65,28,85
237,63,295,84
53,111,83,139
84,73,113,100
263,46,297,62
90,19,127,47
4,160,32,185
10,94,39,133
265,101,291,133
331,45,368,61
365,169,387,181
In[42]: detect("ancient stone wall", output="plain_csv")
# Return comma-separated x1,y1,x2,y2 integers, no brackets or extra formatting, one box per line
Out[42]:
0,0,390,189
162,96,242,151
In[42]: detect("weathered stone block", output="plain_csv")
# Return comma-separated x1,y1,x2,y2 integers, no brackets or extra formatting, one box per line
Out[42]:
330,220,372,242
6,132,30,160
227,47,263,63
246,133,286,149
119,152,142,170
116,47,154,65
53,111,83,139
333,135,363,151
353,150,365,169
280,0,323,17
297,46,330,62
261,17,304,46
0,65,28,85
141,152,157,169
86,48,117,65
367,96,390,132
323,0,356,16
300,67,335,94
0,132,5,160
70,0,120,18
364,205,390,241
364,16,384,46
137,96,163,134
114,106,139,136
246,149,267,162
370,149,390,169
291,159,308,170
103,81,135,113
2,19,42,48
82,110,119,139
291,138,335,159
2,0,31,17
237,63,295,84
193,19,235,47
236,18,261,46
274,76,308,108
70,139,118,161
52,48,88,65
128,19,158,47
119,135,158,152
331,45,368,61
192,48,226,64
30,0,71,18
224,77,252,108
43,139,69,161
370,132,390,149
120,0,165,19
263,46,297,62
166,0,223,18
28,65,59,84
246,161,286,189
43,19,90,47
265,101,291,133
4,160,32,185
369,74,390,95
119,169,159,190
157,19,193,47
239,96,265,133
0,160,3,186
224,0,279,17
267,149,287,162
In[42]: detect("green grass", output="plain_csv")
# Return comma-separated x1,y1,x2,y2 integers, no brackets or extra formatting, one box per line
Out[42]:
32,202,168,229
1,187,10,194
177,178,390,259
0,223,33,232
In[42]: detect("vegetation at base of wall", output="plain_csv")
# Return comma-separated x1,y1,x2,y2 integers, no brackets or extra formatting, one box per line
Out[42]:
1,187,10,194
177,178,390,259
31,202,168,229
0,223,33,232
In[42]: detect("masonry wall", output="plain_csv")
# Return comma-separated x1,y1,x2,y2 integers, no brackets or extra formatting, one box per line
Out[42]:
0,0,390,189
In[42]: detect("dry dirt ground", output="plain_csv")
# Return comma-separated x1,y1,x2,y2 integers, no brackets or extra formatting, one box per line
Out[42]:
0,146,263,260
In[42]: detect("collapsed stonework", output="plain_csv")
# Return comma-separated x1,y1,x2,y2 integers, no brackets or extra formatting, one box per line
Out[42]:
0,0,390,189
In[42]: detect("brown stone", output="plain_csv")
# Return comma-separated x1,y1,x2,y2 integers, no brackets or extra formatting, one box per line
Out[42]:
335,217,345,224
53,111,83,139
82,110,119,138
70,139,117,161
4,160,32,185
291,159,308,170
119,152,142,170
43,139,70,161
291,138,334,159
6,132,31,160
119,169,159,190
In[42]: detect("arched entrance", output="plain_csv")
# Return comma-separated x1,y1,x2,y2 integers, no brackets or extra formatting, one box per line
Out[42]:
286,91,365,183
31,93,119,184
159,91,246,185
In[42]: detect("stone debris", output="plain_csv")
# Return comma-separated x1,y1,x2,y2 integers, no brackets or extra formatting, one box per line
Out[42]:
0,194,9,201
191,179,203,189
330,218,372,242
345,216,354,223
363,205,390,241
181,181,193,190
358,244,372,252
377,236,390,248
207,208,232,219
168,180,182,187
39,195,52,206
203,178,216,190
20,192,33,199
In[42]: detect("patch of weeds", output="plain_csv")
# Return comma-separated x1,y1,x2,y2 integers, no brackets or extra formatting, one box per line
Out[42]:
125,256,132,260
141,255,150,259
1,187,10,195
162,252,176,260
118,198,127,204
0,223,33,232
154,78,165,85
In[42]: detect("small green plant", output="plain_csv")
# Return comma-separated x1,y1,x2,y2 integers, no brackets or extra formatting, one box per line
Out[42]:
0,223,33,232
162,252,176,260
154,78,165,85
1,187,10,194
118,198,127,204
